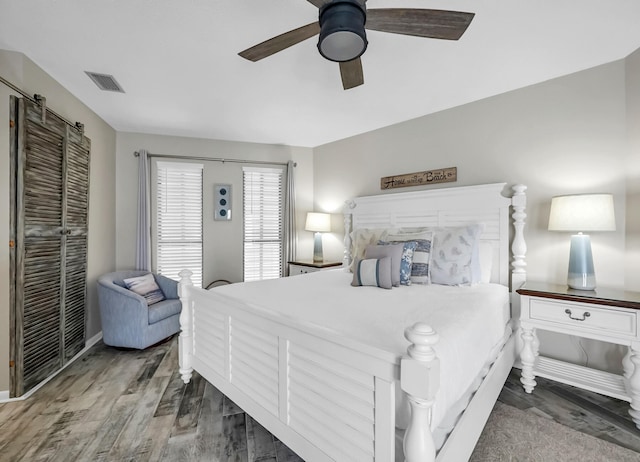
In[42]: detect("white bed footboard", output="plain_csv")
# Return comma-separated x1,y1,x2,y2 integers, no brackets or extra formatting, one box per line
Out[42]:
178,271,445,461
178,271,407,461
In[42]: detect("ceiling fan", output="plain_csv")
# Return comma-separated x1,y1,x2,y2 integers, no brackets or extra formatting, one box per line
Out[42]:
239,0,474,90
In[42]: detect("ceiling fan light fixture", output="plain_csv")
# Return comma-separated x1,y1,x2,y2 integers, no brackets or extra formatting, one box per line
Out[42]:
318,0,367,62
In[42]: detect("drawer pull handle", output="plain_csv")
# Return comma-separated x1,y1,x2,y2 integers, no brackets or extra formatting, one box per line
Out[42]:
564,309,590,321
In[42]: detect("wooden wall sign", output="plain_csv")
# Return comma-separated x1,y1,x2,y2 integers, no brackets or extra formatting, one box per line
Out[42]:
381,167,457,190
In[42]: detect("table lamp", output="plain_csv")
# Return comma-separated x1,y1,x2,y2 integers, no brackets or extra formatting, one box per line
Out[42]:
305,212,331,263
548,194,615,290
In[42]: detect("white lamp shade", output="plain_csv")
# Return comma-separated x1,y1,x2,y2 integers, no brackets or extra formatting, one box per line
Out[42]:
305,212,331,233
548,194,616,232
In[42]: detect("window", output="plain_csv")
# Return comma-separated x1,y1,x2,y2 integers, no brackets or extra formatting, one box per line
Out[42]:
243,167,284,281
156,162,203,287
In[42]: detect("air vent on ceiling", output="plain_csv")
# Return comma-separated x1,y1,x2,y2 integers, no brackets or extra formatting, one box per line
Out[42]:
85,71,125,93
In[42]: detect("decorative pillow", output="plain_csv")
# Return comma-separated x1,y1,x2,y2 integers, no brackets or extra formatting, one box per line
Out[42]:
430,224,483,286
123,273,166,305
364,243,404,287
349,228,391,272
385,231,433,285
351,257,393,289
378,240,417,285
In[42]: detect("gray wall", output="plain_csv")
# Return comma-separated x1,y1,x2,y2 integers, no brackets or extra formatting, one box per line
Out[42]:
626,48,640,290
115,132,315,284
313,58,636,372
0,50,116,394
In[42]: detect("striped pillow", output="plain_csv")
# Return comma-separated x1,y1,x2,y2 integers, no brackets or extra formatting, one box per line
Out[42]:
123,273,166,305
351,257,393,290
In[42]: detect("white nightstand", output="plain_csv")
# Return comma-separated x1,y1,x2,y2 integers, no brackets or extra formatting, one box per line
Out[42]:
288,260,342,276
518,282,640,428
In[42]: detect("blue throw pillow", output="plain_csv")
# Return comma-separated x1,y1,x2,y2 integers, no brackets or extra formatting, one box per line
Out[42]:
379,240,417,285
385,231,434,285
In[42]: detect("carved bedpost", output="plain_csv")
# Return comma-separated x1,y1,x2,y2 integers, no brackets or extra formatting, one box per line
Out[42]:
402,323,440,462
343,200,356,267
511,184,527,291
178,269,194,384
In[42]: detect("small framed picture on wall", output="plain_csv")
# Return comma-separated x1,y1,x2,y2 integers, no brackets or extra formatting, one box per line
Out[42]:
214,184,231,220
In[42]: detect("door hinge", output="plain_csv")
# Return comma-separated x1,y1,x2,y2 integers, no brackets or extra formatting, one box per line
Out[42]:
9,240,15,248
9,361,14,368
9,120,15,128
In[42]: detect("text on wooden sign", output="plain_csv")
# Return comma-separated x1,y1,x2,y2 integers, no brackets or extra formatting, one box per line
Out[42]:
381,167,457,190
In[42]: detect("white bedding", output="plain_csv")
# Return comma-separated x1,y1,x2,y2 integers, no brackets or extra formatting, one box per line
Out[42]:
211,269,510,431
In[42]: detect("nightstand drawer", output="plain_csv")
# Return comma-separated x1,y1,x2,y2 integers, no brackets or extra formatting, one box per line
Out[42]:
529,299,636,336
289,264,318,276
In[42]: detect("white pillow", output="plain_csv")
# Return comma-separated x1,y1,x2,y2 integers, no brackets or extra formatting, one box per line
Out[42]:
123,273,166,305
349,228,391,272
430,224,484,286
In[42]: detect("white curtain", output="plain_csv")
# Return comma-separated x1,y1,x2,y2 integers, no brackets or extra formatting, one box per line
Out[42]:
135,149,151,271
282,161,297,276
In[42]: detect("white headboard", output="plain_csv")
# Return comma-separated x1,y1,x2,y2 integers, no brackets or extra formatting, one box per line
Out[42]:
343,183,527,291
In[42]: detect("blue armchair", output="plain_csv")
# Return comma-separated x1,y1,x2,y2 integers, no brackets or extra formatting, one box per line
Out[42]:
97,270,182,349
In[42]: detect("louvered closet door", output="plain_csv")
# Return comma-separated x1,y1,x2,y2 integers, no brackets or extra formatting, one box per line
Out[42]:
12,98,91,396
63,128,90,361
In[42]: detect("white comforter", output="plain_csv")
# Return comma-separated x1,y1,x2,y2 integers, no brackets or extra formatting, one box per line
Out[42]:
212,269,510,431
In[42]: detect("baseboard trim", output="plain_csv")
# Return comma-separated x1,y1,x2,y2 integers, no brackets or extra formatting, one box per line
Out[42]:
0,331,103,403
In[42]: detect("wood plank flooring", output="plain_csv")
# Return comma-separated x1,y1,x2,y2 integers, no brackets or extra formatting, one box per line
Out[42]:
0,336,639,461
500,370,640,454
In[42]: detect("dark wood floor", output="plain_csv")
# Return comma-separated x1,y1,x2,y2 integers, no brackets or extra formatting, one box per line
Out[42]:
0,336,639,461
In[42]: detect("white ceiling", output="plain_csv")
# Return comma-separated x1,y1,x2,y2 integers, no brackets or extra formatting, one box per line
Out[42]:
1,0,640,148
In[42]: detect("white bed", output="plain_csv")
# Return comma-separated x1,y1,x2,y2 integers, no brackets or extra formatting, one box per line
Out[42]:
177,182,527,462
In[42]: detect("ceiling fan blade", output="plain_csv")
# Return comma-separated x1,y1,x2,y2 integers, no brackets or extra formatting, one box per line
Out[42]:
306,0,327,7
340,58,364,90
366,9,474,40
239,22,321,62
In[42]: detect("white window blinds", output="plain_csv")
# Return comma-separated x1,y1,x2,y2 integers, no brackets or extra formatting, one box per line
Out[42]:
156,162,203,287
243,167,284,282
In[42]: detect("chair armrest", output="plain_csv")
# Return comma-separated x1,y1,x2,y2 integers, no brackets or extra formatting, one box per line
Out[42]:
155,274,179,299
97,280,148,328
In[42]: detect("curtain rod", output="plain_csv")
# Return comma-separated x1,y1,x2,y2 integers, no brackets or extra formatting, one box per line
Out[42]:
0,74,84,133
134,151,296,167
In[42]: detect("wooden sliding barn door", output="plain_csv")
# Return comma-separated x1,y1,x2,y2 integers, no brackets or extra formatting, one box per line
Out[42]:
10,97,90,397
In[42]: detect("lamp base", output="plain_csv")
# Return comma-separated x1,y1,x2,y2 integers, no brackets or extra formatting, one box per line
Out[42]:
567,234,596,291
568,273,596,291
313,232,324,263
